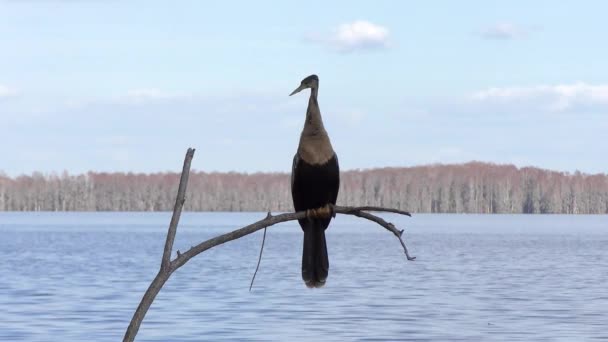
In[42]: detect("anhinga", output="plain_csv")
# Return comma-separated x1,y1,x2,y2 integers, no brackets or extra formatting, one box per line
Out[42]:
289,74,340,288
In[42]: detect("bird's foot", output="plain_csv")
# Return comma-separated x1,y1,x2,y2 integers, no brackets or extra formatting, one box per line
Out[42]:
306,208,316,219
307,204,333,219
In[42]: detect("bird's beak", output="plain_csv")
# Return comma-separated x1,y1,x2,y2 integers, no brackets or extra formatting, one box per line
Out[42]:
289,84,306,96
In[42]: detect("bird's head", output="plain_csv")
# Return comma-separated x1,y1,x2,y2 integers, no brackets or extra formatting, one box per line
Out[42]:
289,74,319,96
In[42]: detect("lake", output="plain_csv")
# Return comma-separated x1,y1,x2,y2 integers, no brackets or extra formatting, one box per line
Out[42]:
1,212,607,341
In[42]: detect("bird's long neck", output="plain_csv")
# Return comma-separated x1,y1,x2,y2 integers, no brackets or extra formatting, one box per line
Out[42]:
301,87,326,137
298,87,335,165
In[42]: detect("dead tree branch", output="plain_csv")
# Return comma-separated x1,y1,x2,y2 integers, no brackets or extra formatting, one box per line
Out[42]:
123,148,415,342
161,148,195,270
249,225,268,291
124,147,195,342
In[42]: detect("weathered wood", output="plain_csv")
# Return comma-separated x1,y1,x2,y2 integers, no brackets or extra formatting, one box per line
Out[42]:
161,148,195,270
123,149,414,342
123,148,194,342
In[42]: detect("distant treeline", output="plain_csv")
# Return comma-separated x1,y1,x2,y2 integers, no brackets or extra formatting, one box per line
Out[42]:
1,162,607,214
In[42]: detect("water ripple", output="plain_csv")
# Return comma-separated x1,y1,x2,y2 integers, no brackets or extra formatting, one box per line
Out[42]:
1,212,607,341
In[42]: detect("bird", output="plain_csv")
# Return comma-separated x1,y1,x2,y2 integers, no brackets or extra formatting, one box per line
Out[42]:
289,74,340,288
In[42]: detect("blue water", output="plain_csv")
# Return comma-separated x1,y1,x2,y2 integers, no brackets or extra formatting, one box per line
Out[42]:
1,212,607,341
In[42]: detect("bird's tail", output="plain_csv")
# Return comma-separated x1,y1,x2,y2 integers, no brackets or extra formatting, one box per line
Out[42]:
302,221,329,288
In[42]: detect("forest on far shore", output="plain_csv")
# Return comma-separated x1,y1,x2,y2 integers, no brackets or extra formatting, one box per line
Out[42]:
1,162,607,214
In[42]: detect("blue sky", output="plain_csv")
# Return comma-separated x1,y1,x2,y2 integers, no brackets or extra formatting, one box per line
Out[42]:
1,1,607,175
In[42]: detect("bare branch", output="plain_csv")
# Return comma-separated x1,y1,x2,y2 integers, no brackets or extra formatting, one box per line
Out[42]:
338,206,411,217
125,206,414,341
161,148,195,270
249,227,267,291
170,205,412,271
124,149,415,342
348,210,416,260
123,270,170,342
124,148,194,342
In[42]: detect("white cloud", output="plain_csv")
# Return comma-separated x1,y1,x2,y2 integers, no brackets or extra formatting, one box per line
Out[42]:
480,22,529,40
470,83,608,112
0,84,19,98
308,20,390,53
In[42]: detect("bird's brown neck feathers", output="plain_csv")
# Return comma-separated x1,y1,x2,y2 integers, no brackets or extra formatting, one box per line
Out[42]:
298,88,335,165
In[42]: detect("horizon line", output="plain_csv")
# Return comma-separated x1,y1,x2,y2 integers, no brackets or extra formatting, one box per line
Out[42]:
2,160,606,178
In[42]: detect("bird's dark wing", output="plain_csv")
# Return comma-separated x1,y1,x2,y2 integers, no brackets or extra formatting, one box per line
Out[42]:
329,154,340,205
291,153,299,192
291,153,303,212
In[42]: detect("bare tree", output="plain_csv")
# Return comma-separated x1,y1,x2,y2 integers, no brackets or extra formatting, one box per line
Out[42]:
123,148,415,342
2,162,607,214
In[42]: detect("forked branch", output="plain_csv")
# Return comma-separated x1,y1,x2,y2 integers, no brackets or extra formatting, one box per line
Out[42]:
123,148,415,342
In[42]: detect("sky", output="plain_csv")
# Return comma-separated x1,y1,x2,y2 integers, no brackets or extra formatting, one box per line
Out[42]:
1,0,607,176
